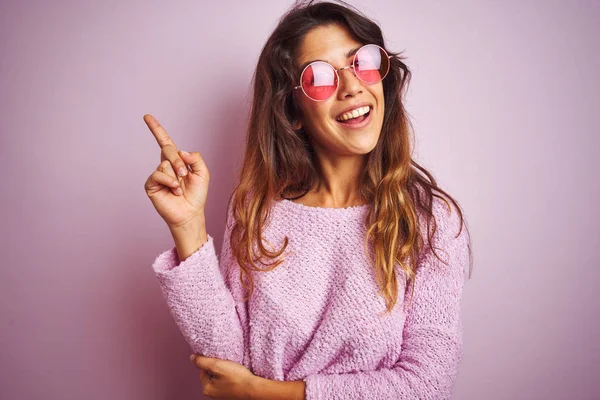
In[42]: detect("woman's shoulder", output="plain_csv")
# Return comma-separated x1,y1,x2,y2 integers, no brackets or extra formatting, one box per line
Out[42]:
432,195,465,234
417,194,471,269
417,194,468,239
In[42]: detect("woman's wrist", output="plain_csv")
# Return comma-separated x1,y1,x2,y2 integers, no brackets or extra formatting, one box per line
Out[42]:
168,217,208,262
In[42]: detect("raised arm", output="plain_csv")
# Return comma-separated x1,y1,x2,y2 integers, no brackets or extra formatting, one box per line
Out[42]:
303,199,471,400
142,114,250,368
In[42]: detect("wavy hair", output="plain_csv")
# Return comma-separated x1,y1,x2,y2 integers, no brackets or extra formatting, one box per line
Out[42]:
227,0,473,314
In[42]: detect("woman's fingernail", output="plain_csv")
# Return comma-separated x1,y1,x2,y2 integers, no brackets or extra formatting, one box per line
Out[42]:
178,167,187,176
181,151,190,156
190,354,195,361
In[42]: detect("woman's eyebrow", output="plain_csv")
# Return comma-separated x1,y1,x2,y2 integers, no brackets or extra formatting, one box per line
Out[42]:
298,46,361,72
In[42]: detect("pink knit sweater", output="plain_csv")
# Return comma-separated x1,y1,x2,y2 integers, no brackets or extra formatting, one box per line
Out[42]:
152,196,471,399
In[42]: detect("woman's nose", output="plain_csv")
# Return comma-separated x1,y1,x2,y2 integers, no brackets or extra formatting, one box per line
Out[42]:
337,67,363,98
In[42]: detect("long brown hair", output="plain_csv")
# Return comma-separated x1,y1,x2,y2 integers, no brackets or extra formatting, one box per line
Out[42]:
227,0,473,314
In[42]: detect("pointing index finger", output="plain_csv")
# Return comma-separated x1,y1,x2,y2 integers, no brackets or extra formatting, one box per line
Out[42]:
143,114,176,149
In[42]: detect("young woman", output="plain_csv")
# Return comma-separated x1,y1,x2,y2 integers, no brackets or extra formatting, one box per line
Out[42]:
143,1,473,399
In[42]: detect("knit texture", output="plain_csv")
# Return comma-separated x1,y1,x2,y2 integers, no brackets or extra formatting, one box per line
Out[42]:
152,196,470,399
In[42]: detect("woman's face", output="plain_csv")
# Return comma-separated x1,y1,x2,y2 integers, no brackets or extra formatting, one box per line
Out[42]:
293,24,385,158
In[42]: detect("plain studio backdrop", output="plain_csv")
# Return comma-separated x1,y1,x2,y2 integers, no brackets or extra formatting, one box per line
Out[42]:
1,1,598,399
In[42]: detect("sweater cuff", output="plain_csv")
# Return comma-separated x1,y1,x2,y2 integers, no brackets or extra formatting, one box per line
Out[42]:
304,374,333,400
152,234,216,273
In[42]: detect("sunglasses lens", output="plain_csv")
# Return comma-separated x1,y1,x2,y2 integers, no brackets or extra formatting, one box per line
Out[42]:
355,45,390,84
301,61,338,101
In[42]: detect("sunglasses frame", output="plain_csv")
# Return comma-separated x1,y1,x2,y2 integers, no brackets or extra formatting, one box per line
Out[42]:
293,44,392,102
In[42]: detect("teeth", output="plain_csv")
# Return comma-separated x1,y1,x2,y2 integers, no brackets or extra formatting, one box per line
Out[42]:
337,106,370,121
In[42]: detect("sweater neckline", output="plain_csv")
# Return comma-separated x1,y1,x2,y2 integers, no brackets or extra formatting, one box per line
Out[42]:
276,198,371,215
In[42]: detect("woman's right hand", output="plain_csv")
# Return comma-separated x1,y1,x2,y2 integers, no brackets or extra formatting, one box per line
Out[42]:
143,114,210,230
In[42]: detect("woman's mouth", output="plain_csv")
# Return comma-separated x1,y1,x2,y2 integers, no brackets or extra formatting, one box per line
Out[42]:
335,106,373,129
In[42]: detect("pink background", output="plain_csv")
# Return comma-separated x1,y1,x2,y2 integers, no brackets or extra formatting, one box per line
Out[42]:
1,1,598,399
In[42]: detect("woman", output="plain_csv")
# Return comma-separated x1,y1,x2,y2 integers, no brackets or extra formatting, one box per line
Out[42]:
144,1,473,399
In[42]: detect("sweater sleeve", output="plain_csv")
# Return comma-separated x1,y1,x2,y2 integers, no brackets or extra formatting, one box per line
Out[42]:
151,204,251,368
303,199,471,400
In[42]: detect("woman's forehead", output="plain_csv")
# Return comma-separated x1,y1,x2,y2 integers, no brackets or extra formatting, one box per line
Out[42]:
296,25,362,68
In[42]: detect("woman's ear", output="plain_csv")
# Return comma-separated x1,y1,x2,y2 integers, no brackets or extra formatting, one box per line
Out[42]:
292,120,302,131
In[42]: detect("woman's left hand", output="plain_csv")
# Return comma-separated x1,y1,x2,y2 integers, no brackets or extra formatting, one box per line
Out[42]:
190,354,257,400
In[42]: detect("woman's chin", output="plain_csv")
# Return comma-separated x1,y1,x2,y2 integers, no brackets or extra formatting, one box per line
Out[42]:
342,134,380,155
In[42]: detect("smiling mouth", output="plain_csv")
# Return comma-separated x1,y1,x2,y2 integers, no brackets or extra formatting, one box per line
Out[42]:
336,106,372,125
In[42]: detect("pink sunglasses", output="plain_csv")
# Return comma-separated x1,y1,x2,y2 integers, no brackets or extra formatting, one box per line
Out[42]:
293,44,392,101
